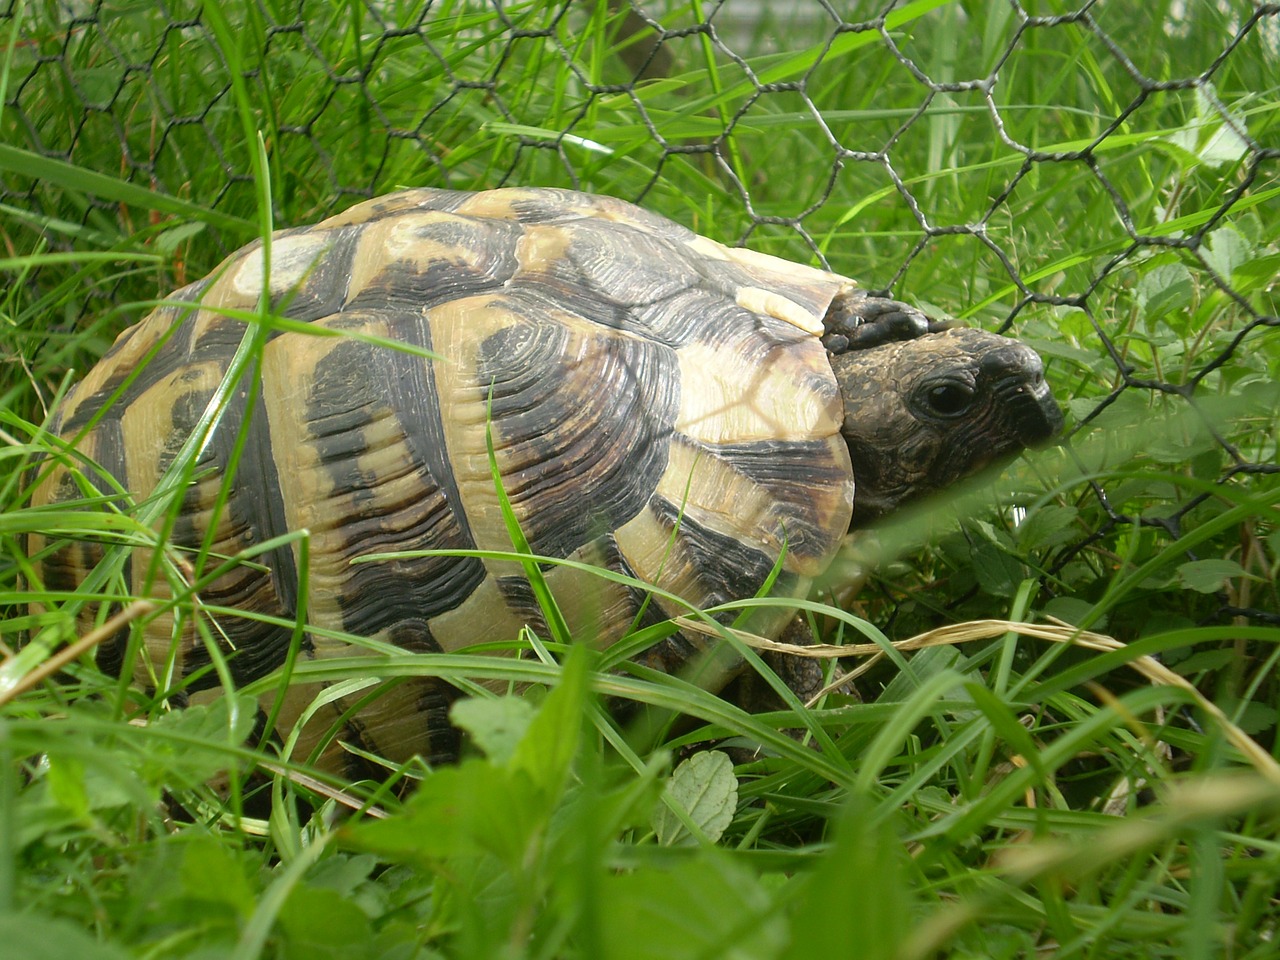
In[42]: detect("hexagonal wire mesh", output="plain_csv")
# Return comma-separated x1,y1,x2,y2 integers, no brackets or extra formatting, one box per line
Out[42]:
2,1,1277,638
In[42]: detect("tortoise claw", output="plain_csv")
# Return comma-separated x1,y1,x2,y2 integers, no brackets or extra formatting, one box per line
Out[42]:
821,288,946,353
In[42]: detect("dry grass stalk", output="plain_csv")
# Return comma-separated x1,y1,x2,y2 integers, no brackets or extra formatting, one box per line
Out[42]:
673,614,1280,785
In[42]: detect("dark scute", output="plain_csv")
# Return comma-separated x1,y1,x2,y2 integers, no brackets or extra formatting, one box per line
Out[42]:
344,216,522,315
94,303,180,372
382,619,463,768
90,419,131,507
339,548,487,639
171,274,213,304
336,690,462,780
496,576,549,637
34,418,130,676
385,617,443,653
508,190,694,241
182,620,298,692
58,310,199,437
649,495,796,611
674,435,849,562
685,254,826,319
90,272,207,372
597,534,701,675
478,300,679,560
156,386,214,480
629,288,768,348
39,540,92,598
269,224,362,323
509,190,791,315
157,371,300,686
557,217,702,307
40,543,132,680
335,719,385,783
506,191,596,223
307,333,485,637
725,311,815,359
211,379,299,618
164,378,299,690
372,188,473,218
414,680,464,768
508,278,645,338
92,607,132,678
187,313,259,356
306,337,380,471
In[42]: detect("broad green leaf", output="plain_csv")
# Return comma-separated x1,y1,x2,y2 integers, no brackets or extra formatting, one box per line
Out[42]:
1231,252,1280,292
1042,596,1105,630
1078,389,1149,432
781,797,913,960
140,694,259,786
276,884,377,960
1226,701,1278,736
1202,226,1251,281
1016,505,1079,550
1136,262,1194,323
450,696,536,766
178,836,259,919
1171,649,1238,674
45,753,90,822
1165,83,1251,168
1176,558,1249,593
305,853,380,898
599,855,784,960
0,913,132,960
652,750,738,846
509,643,591,795
972,542,1024,598
344,760,542,866
154,220,208,255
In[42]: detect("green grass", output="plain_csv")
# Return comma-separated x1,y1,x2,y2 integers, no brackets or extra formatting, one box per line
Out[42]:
2,1,1280,958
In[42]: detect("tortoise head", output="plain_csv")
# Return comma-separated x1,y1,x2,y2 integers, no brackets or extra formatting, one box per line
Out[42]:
828,326,1063,528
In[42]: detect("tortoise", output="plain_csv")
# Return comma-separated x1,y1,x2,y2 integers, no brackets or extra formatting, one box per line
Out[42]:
32,186,1062,774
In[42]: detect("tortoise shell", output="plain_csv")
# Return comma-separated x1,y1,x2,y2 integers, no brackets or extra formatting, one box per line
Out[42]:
35,187,861,770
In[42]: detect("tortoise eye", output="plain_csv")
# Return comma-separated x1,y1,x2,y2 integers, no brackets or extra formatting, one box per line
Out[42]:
924,382,975,417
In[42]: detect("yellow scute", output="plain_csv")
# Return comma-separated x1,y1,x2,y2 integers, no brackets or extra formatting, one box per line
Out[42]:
228,231,332,302
734,286,823,335
674,339,841,444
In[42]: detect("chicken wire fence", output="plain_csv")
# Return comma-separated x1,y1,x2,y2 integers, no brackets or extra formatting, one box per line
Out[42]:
3,0,1278,634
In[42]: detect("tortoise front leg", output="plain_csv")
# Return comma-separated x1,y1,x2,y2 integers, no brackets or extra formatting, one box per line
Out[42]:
721,614,855,717
821,287,946,353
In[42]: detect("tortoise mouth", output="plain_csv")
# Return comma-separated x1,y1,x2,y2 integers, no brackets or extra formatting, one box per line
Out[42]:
999,373,1064,446
975,340,1064,446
